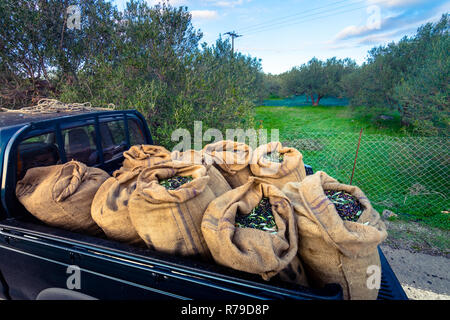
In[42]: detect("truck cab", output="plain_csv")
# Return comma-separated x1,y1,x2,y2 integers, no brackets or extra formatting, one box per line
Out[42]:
0,109,407,300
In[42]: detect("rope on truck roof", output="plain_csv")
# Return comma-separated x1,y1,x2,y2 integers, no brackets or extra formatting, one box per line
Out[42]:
0,98,115,114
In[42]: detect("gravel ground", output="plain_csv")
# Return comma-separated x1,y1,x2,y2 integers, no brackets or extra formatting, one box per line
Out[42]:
381,245,450,300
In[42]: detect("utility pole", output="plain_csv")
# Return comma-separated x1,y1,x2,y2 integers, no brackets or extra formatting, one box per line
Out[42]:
224,31,242,55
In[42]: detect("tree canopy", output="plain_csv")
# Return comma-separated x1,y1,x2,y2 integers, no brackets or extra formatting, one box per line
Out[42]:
0,0,263,146
1,1,448,138
276,57,356,105
342,13,449,135
264,14,449,136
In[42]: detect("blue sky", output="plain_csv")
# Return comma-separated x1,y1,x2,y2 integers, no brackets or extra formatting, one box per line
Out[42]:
112,0,449,74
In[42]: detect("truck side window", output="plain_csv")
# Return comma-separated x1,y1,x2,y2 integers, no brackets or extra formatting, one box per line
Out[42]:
62,125,99,166
17,133,60,180
100,120,127,161
128,119,146,145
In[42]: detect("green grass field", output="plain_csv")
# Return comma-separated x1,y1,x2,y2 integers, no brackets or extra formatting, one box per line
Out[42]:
255,105,403,139
255,105,450,230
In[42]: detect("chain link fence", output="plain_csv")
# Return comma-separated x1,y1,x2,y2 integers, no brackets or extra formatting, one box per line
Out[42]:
283,131,450,226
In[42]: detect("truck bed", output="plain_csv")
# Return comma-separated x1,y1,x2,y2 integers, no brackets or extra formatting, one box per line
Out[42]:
0,164,407,300
0,213,407,300
0,216,345,300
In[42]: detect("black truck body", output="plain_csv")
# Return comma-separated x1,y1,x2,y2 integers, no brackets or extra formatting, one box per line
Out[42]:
0,109,408,300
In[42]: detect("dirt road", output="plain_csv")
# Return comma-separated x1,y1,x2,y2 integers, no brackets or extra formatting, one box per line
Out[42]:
381,219,450,300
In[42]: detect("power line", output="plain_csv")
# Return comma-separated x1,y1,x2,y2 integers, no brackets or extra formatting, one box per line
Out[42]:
237,0,353,33
242,1,384,37
221,0,392,53
235,0,393,37
224,31,242,54
240,0,369,36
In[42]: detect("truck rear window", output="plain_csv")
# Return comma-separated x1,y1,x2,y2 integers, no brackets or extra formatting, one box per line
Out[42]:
62,125,99,166
16,117,147,179
128,119,146,145
17,133,60,180
100,120,127,162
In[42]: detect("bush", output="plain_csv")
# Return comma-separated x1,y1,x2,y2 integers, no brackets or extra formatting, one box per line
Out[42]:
342,14,449,135
59,2,262,148
394,31,450,136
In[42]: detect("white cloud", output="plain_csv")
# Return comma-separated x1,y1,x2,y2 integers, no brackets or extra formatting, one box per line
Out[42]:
146,0,189,6
331,8,447,49
191,10,219,20
204,0,246,8
355,26,416,45
334,0,448,42
366,0,426,8
335,25,370,41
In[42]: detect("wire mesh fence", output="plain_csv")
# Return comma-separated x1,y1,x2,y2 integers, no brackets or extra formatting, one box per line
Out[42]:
283,131,450,222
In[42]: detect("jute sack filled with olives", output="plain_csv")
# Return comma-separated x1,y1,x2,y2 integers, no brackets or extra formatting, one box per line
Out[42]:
202,140,253,188
122,144,172,169
282,171,387,300
91,166,145,246
16,161,109,235
201,177,306,284
128,163,215,260
170,149,204,165
171,149,232,198
250,141,306,190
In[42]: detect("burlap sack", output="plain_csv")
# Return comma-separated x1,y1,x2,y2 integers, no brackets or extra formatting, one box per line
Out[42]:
91,166,145,246
128,163,215,260
170,149,204,165
250,141,306,190
124,146,231,198
122,144,172,169
16,161,109,235
171,149,232,198
201,177,300,281
203,140,253,188
282,171,388,300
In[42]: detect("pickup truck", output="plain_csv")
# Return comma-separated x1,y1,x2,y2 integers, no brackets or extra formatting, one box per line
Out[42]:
0,109,408,300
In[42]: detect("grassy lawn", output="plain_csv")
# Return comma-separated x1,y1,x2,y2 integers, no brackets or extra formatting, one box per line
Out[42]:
254,105,449,231
255,105,403,140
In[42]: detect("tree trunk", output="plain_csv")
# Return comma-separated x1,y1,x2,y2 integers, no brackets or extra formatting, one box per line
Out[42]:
315,95,322,106
310,94,316,106
400,102,412,127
